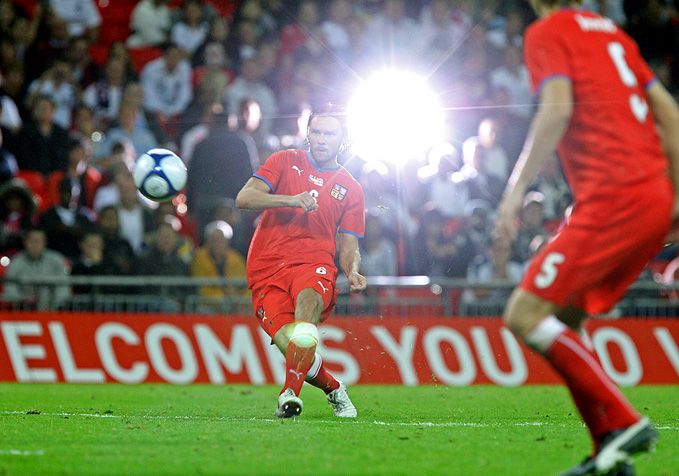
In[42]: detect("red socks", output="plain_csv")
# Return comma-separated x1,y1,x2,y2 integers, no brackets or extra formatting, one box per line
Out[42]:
282,340,316,396
526,317,639,449
306,353,340,394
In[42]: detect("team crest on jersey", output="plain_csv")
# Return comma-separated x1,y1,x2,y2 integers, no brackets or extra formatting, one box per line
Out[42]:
308,174,324,186
330,183,348,201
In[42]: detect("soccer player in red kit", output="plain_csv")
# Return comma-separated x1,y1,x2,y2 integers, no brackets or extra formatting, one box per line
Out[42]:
236,105,367,418
495,1,679,475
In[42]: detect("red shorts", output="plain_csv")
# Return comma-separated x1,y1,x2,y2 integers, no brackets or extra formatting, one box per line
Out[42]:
251,263,337,339
521,177,673,315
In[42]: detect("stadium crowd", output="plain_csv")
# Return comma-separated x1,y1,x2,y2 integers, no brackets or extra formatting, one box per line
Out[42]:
0,0,678,307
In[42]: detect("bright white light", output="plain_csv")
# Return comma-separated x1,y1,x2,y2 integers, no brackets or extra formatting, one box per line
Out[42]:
348,70,444,165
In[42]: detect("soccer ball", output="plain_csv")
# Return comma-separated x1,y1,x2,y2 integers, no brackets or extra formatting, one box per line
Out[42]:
133,148,187,202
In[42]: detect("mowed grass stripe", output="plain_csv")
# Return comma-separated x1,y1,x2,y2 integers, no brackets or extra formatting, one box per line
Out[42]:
0,384,676,475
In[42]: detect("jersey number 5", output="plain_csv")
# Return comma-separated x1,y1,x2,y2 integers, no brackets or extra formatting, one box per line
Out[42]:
607,41,649,123
535,252,565,289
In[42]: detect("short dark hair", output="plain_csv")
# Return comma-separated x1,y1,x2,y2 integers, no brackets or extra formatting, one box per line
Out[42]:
307,103,348,139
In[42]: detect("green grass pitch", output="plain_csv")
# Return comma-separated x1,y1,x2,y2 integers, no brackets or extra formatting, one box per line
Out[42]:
0,384,676,475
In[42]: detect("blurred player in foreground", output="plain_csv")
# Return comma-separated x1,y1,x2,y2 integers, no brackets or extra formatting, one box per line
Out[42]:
236,105,366,418
495,1,679,475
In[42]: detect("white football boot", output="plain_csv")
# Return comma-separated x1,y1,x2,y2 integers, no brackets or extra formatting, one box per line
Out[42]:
327,381,357,418
275,388,303,418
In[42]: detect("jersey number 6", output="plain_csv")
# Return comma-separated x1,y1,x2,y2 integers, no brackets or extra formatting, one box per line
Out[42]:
607,41,649,123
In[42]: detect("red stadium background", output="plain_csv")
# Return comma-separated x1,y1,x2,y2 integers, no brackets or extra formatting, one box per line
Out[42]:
0,313,677,386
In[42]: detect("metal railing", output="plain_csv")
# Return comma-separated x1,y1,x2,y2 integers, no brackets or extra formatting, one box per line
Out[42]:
1,275,678,317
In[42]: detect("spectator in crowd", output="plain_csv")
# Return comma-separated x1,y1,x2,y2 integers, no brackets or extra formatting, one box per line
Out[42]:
97,205,136,275
115,176,154,255
1,63,28,122
360,0,421,69
128,0,172,48
0,90,22,134
421,143,469,218
107,41,139,83
228,19,260,67
95,101,158,164
47,138,101,211
412,206,475,278
320,0,354,61
279,1,320,59
582,0,627,26
71,103,96,141
531,156,571,222
361,162,418,242
2,227,70,308
0,178,36,256
187,107,257,231
459,119,507,207
83,57,127,128
225,56,278,135
208,198,250,258
140,42,193,137
120,81,170,147
8,6,41,65
26,60,79,129
418,0,467,67
171,0,209,58
486,7,525,50
139,217,190,277
191,220,247,298
463,117,510,183
0,124,18,183
463,236,524,305
462,199,493,262
12,94,69,175
511,191,549,265
180,100,220,166
70,230,109,294
360,211,398,277
93,157,131,211
180,61,231,140
193,15,232,68
147,207,195,261
64,35,98,87
48,0,101,41
39,177,94,260
24,14,70,83
490,45,532,120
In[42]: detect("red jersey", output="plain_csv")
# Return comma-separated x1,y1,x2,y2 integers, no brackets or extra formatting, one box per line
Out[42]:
524,9,668,207
246,149,365,287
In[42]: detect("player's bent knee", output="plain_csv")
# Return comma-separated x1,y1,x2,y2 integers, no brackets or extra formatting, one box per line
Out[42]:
289,321,319,348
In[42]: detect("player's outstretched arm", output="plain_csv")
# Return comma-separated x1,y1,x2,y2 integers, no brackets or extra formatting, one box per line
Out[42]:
235,177,318,212
339,233,367,293
647,81,679,215
495,77,573,242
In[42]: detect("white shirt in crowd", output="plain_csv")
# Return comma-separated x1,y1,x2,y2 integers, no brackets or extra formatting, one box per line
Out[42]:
128,0,172,47
171,22,209,55
489,65,532,119
83,83,123,123
140,57,193,117
49,0,101,37
27,79,77,129
0,95,22,132
117,205,145,254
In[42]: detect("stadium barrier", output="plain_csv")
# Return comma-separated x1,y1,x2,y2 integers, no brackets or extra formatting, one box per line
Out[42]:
2,275,679,317
1,313,677,386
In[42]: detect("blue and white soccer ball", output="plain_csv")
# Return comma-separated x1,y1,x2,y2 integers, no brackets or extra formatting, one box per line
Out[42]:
133,148,187,202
